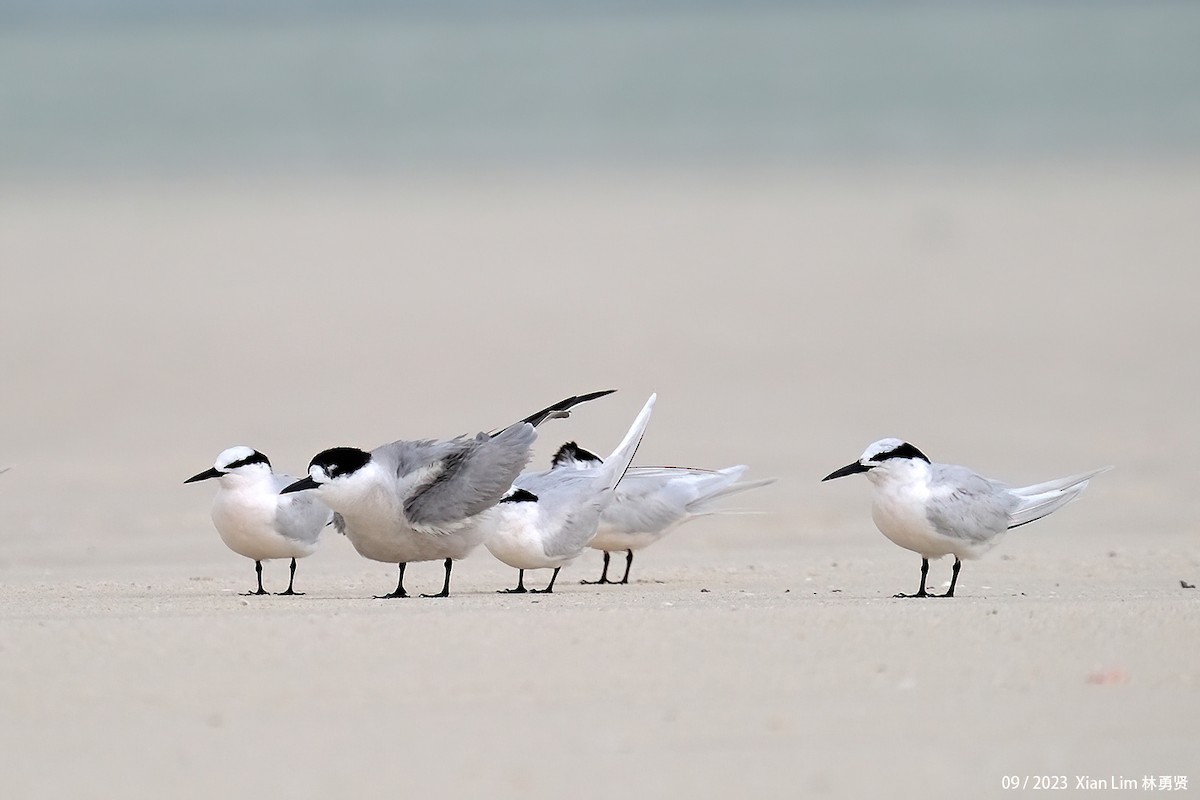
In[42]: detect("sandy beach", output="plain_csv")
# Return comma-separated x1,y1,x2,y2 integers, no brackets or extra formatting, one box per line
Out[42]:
2,163,1198,798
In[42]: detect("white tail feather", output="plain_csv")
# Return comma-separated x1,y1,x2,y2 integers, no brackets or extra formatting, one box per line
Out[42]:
599,394,657,490
1009,466,1113,498
685,475,777,515
1007,466,1111,529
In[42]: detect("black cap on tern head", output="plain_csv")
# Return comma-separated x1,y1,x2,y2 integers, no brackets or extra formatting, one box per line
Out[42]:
309,447,373,480
822,438,930,482
280,447,373,494
550,441,604,469
185,445,271,484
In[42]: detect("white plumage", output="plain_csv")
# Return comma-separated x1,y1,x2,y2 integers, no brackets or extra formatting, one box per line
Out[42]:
823,438,1110,597
549,443,774,585
185,446,332,595
482,394,657,593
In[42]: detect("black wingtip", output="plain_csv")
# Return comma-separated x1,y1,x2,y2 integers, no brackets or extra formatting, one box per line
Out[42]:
514,389,617,430
570,389,618,405
500,488,539,504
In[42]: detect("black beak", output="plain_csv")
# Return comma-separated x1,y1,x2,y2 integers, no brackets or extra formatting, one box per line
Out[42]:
280,475,319,494
821,461,870,482
184,467,222,484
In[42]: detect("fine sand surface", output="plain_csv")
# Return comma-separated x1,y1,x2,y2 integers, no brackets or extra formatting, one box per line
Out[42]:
1,162,1198,798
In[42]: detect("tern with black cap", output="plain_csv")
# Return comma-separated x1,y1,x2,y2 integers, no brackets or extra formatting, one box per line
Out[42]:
822,438,1110,598
549,443,775,585
482,394,656,594
185,446,333,595
280,390,614,599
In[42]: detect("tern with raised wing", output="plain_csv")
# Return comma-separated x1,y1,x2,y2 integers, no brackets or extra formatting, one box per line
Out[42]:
484,394,656,593
281,391,613,598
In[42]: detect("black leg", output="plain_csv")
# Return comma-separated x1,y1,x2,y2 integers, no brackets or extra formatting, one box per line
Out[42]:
422,558,453,598
937,558,962,598
619,550,634,584
276,558,305,595
895,558,930,598
531,567,560,594
242,560,268,595
581,551,612,585
500,569,528,594
374,563,409,599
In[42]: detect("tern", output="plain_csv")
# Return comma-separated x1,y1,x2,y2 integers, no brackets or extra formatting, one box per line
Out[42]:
484,394,656,593
281,391,614,598
185,446,332,595
549,443,775,585
822,438,1110,597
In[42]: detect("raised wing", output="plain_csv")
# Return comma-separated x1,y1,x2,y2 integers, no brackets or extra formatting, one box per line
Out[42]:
403,423,537,533
489,390,615,435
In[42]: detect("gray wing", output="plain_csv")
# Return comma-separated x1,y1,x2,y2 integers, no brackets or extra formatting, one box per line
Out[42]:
403,423,538,532
370,438,449,482
580,468,740,535
924,464,1018,543
272,472,335,544
514,466,595,494
515,469,608,558
622,466,720,480
606,477,691,534
542,500,607,558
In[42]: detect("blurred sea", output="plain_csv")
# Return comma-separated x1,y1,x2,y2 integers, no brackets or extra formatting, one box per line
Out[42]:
1,1,1198,178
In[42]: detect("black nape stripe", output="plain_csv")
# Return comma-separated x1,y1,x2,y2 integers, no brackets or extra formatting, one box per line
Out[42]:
500,488,538,504
551,442,603,468
225,451,271,470
877,443,931,463
311,447,371,479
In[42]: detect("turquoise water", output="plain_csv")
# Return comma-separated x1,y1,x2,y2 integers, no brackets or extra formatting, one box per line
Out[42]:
1,2,1198,177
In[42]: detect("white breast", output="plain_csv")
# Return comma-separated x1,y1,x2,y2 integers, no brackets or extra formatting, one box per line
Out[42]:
211,485,314,561
483,504,567,570
588,525,668,553
335,486,487,564
868,463,960,560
